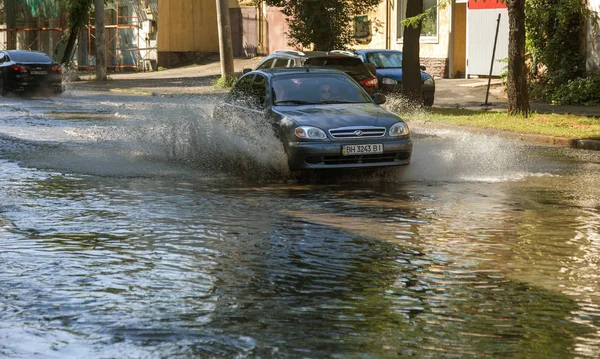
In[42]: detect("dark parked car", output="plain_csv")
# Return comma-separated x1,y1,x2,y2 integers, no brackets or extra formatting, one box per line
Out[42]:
245,49,380,96
0,50,64,96
352,49,435,107
214,67,412,171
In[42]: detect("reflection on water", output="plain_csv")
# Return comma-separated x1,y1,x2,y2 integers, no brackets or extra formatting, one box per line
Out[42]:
1,93,600,357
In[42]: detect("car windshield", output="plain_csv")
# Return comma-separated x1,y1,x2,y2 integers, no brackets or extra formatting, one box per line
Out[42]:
271,74,371,106
367,52,402,69
9,51,52,63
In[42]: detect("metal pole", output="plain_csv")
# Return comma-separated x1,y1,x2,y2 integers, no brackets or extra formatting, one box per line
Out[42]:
485,13,501,106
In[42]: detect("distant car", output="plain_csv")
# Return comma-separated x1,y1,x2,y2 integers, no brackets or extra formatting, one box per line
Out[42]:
352,49,435,107
214,67,412,171
0,50,64,96
244,49,380,96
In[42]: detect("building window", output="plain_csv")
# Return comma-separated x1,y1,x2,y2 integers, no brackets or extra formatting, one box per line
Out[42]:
396,0,438,42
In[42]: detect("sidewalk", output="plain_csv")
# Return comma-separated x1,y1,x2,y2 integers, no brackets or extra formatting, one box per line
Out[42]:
68,56,263,96
435,78,600,117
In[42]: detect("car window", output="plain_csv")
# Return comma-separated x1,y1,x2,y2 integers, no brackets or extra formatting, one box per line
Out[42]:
272,58,289,68
366,52,403,69
271,73,371,106
257,58,275,69
304,56,372,79
0,53,5,63
9,51,52,63
229,74,254,103
250,74,267,109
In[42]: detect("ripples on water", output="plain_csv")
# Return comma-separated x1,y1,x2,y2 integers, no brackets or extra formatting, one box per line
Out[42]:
1,93,600,358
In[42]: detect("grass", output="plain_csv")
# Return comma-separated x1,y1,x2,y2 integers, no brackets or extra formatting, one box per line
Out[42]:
212,76,236,89
402,107,600,139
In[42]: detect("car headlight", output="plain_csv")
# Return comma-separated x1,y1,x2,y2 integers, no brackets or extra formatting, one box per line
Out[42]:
389,122,409,137
295,126,327,139
423,77,434,86
381,77,397,85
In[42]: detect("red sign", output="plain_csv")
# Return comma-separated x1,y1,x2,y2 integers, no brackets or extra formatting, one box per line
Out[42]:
468,0,507,9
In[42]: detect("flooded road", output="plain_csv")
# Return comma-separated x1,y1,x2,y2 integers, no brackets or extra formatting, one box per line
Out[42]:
1,90,600,358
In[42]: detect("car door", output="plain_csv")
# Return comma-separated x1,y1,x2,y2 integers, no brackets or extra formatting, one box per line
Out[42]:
216,73,269,134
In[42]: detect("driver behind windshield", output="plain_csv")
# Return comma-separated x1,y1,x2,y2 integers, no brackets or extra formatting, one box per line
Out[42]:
272,74,370,105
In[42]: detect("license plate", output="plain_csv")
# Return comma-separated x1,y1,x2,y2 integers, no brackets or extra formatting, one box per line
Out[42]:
342,144,383,156
30,71,47,75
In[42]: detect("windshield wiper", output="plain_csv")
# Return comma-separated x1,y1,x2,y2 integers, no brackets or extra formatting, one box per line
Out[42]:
275,100,318,105
320,100,363,104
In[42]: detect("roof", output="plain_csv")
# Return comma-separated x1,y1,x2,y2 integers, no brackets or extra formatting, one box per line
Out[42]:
251,67,349,77
353,49,403,54
270,49,358,58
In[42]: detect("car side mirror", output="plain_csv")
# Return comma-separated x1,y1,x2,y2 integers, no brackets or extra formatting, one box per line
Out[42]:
420,65,426,71
242,68,252,74
372,93,386,105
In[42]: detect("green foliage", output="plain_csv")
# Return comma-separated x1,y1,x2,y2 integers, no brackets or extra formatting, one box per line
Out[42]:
65,0,94,29
213,76,236,89
261,0,382,51
550,73,600,105
24,0,63,17
525,0,598,100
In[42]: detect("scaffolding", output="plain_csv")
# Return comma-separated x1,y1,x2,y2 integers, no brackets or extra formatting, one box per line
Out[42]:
0,0,66,56
0,0,158,71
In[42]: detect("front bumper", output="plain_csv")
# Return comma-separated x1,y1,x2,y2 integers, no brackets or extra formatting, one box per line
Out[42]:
285,138,413,170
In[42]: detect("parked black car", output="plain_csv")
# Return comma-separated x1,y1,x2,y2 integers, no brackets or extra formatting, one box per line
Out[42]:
214,67,412,171
352,49,435,107
0,50,64,96
245,49,380,96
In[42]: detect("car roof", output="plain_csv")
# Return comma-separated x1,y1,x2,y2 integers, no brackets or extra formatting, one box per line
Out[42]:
4,49,48,55
353,49,402,55
248,67,350,78
268,49,358,59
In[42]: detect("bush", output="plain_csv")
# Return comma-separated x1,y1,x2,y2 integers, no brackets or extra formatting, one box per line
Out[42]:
550,73,600,105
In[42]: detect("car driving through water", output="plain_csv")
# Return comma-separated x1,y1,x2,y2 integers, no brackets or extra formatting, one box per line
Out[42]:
0,50,64,96
213,68,412,171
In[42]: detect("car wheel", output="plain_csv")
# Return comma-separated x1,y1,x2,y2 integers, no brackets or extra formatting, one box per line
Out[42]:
0,76,6,96
423,97,434,107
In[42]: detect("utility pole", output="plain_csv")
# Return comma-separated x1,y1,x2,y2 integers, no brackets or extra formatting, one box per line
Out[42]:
6,0,17,49
215,0,235,83
94,0,107,80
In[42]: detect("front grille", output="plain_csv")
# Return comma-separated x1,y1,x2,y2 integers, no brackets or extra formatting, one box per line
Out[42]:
329,126,386,139
321,152,410,165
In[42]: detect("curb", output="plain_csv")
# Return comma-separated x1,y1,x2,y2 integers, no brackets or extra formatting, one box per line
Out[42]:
411,120,600,151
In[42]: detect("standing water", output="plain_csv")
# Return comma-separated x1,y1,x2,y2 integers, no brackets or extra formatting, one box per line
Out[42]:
1,90,599,358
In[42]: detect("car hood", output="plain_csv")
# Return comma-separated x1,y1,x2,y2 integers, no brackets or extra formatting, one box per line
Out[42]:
273,103,403,129
375,68,432,82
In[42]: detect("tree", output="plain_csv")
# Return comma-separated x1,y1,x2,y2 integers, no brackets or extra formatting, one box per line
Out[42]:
94,0,106,80
506,0,530,115
402,0,424,105
262,0,382,51
62,0,94,66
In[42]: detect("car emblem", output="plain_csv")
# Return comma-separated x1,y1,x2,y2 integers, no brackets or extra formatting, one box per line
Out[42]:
354,130,363,136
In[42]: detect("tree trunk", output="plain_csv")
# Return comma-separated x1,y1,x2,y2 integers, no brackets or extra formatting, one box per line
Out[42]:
61,25,79,66
216,0,235,81
402,0,423,106
507,0,530,116
6,0,17,49
94,0,107,80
